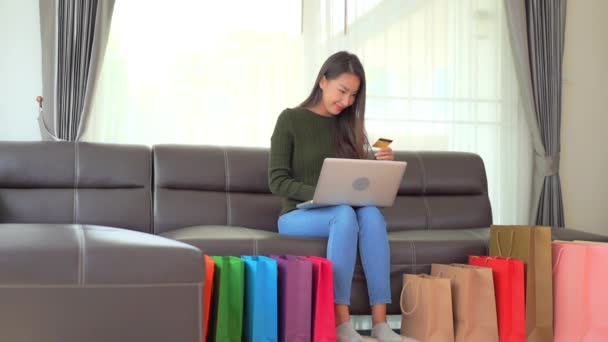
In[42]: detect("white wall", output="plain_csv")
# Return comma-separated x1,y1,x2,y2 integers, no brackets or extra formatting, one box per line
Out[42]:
0,0,42,141
561,0,608,235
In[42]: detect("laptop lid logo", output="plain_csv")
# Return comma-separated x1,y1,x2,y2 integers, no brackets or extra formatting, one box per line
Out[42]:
352,177,370,191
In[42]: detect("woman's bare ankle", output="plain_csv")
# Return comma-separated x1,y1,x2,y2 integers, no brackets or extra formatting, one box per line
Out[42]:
371,303,388,325
335,304,350,326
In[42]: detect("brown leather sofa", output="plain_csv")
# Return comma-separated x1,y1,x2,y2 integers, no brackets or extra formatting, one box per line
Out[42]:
1,141,606,341
0,142,203,342
153,144,607,315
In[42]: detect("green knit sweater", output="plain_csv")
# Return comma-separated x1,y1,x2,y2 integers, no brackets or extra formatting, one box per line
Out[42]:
269,107,336,215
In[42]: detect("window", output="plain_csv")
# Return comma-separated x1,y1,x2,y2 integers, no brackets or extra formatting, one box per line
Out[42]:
86,0,532,224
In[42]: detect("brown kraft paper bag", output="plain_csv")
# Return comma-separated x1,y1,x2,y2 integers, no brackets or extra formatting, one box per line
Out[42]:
400,274,455,342
430,264,499,342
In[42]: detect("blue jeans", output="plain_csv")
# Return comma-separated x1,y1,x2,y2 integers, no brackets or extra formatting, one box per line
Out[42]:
278,205,391,305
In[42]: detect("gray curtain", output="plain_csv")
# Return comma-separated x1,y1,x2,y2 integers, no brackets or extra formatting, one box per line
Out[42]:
504,0,567,226
38,0,115,141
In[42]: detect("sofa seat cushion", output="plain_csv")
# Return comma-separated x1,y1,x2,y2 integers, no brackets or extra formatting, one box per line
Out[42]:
161,225,607,281
0,223,203,285
162,226,489,271
161,225,328,256
387,228,490,273
161,225,608,315
0,223,205,342
163,225,487,314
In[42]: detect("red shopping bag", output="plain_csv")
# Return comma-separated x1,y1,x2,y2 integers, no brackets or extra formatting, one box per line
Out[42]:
203,255,215,342
469,256,525,342
304,256,336,342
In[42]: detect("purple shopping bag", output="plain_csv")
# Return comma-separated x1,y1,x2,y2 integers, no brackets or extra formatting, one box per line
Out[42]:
270,255,313,342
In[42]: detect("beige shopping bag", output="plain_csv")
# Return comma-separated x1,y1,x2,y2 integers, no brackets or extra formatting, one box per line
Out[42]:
400,274,454,342
430,264,499,342
489,225,553,342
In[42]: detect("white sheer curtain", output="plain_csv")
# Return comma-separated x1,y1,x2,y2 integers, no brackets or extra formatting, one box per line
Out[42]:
85,0,531,225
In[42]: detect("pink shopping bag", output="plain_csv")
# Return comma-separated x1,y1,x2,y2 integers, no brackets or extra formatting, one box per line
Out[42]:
552,241,608,341
304,256,336,342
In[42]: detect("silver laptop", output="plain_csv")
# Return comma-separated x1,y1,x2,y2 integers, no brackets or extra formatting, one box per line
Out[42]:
296,158,407,209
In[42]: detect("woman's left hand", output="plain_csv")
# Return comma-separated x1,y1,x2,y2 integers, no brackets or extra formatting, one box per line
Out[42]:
374,147,394,161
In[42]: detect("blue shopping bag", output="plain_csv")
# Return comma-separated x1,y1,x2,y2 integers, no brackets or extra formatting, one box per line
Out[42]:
241,255,279,342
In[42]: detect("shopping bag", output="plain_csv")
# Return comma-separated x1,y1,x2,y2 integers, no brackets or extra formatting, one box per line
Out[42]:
209,256,245,342
552,241,608,341
304,256,336,342
270,255,312,342
469,256,525,342
431,264,499,342
489,225,553,342
400,273,454,342
203,255,215,342
241,255,278,342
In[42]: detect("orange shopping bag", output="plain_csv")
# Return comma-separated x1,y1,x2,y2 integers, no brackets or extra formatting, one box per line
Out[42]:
203,255,215,342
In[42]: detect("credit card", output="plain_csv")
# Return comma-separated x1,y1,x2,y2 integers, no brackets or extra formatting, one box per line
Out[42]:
372,138,393,148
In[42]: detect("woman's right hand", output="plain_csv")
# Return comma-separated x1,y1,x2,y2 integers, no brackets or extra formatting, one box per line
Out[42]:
374,147,394,161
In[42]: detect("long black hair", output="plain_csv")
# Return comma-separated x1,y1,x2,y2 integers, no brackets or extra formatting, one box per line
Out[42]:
299,51,370,159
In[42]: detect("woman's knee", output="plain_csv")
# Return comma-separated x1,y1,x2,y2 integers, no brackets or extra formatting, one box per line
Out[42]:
356,206,387,232
331,205,359,232
357,206,385,223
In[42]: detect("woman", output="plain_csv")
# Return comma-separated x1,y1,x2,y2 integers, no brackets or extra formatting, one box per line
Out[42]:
269,51,405,342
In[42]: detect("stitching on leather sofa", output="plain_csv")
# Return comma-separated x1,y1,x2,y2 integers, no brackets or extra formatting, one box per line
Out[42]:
75,224,85,285
74,143,79,224
409,240,416,274
415,152,432,230
223,148,232,226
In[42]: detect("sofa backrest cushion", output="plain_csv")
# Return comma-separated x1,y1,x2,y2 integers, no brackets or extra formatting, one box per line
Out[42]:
153,145,492,234
0,142,152,232
153,145,281,234
383,151,492,231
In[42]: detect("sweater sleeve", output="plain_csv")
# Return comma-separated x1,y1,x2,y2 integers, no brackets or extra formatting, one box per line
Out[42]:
268,110,315,201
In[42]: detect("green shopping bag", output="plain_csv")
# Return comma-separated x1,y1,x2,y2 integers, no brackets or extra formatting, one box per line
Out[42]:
209,256,245,342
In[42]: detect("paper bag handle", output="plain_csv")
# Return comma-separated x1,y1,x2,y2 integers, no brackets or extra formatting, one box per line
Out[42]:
399,280,421,316
469,255,499,266
495,230,515,257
